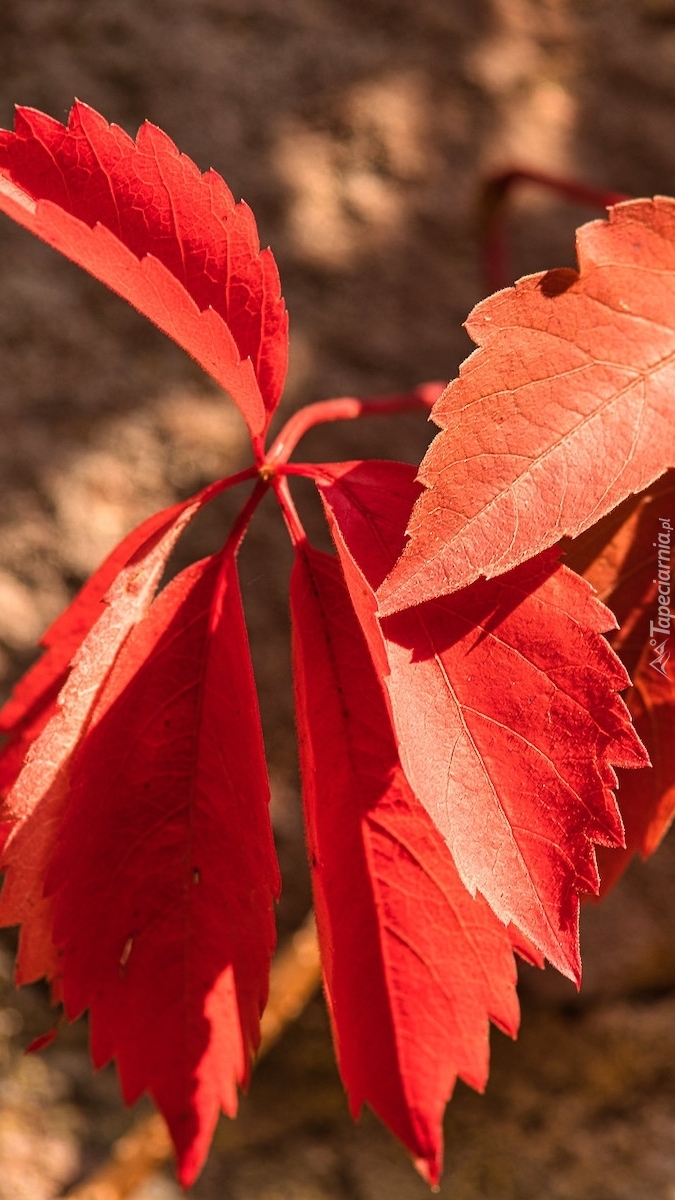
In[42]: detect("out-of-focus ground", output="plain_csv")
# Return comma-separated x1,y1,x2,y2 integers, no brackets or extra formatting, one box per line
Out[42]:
1,1,675,1196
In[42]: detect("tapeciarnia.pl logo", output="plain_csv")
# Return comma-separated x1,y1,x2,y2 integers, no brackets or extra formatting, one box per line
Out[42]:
650,516,672,679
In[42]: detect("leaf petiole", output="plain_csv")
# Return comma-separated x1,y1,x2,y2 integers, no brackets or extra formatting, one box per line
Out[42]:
221,477,270,558
272,475,307,548
264,383,444,468
480,167,630,293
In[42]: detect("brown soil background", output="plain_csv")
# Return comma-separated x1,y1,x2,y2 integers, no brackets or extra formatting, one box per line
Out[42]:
1,1,675,1197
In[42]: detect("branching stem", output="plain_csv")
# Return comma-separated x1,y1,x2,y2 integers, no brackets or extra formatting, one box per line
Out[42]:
480,168,630,293
264,384,443,468
199,463,261,504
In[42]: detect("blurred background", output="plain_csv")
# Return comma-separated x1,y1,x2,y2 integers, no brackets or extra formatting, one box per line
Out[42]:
1,1,675,1196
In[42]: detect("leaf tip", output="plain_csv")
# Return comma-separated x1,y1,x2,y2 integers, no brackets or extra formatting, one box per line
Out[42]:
375,563,412,617
413,1147,443,1190
26,1027,59,1054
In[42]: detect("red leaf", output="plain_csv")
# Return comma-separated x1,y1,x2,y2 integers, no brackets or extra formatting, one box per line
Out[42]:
291,543,523,1185
0,103,288,440
313,460,647,978
0,678,62,802
598,649,675,892
0,498,202,995
379,198,675,614
26,1027,59,1054
563,471,675,890
44,551,279,1186
0,495,208,777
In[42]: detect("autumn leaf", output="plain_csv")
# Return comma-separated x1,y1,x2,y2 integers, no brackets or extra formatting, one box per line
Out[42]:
0,494,212,796
291,542,525,1184
380,198,675,614
0,102,288,443
312,460,647,978
563,470,675,891
43,550,279,1186
0,495,205,995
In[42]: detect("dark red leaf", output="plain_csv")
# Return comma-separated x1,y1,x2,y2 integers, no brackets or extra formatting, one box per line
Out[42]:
0,103,288,440
0,499,202,996
291,543,523,1184
0,495,206,764
379,198,675,614
44,551,279,1186
311,460,647,978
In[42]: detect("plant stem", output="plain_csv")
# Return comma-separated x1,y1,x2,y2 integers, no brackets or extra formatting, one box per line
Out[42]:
222,477,270,557
199,462,261,504
265,383,445,468
208,477,271,634
480,168,630,294
272,475,307,547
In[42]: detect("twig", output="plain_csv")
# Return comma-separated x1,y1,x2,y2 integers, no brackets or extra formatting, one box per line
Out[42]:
62,910,321,1199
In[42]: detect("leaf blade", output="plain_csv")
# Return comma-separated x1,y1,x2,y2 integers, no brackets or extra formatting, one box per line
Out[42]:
0,495,206,744
0,103,288,437
46,552,279,1185
315,459,647,978
379,198,675,613
563,470,675,889
0,498,203,995
291,543,522,1184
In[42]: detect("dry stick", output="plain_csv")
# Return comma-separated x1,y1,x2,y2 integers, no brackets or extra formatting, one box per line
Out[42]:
63,910,321,1200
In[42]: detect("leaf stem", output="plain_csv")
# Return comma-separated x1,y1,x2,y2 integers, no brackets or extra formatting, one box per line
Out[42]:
480,168,630,294
264,383,445,468
209,478,270,635
222,477,270,557
276,462,334,484
198,463,261,505
272,475,307,548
